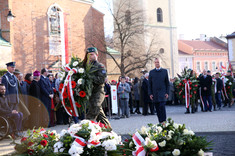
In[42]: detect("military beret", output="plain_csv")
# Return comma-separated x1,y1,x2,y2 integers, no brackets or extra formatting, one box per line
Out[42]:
6,62,15,67
86,47,98,54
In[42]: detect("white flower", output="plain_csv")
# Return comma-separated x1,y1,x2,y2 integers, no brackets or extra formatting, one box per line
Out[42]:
172,149,181,156
54,148,59,153
77,78,83,85
59,129,68,137
166,135,172,140
102,140,117,151
68,145,84,156
229,82,232,85
145,137,157,149
140,126,147,134
159,140,166,147
73,61,79,67
173,123,179,129
198,149,204,156
54,141,64,149
183,129,195,136
168,130,174,136
68,124,82,135
58,72,65,79
59,148,65,152
78,68,84,74
156,126,163,133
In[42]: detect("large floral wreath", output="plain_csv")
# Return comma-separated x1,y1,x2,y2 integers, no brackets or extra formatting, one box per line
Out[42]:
174,68,199,108
58,56,95,117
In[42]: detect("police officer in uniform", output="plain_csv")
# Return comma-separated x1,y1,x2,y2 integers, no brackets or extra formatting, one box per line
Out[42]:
1,62,19,110
84,47,111,127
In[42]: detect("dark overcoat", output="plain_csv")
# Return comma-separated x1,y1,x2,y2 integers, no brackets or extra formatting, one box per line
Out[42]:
199,75,212,96
142,78,151,103
148,68,169,103
0,96,12,116
1,72,19,109
38,76,53,110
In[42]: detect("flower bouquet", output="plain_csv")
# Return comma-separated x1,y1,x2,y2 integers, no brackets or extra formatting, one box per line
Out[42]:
222,75,233,100
12,128,59,155
58,56,95,117
174,67,199,110
54,120,121,156
120,118,212,156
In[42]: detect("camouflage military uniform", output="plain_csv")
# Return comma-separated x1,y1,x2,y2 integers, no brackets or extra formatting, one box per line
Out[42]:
86,61,111,127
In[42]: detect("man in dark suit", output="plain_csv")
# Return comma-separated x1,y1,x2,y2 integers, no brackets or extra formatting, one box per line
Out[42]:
199,70,213,112
0,84,23,136
142,73,154,115
38,68,54,126
214,72,223,110
148,58,169,123
1,62,19,110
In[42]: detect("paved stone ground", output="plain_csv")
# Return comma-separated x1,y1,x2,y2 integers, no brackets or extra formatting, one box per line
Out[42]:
1,105,235,155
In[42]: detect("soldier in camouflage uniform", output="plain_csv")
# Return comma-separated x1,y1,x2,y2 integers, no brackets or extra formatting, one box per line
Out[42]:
84,47,111,127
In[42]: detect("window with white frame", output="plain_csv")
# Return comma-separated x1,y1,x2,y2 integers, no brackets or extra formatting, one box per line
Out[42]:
212,62,216,72
204,62,208,70
196,62,200,72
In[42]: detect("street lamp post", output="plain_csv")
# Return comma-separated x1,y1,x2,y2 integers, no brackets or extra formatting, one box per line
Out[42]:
0,8,15,37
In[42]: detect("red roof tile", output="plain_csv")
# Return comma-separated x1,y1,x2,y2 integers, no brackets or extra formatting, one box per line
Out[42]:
179,40,227,51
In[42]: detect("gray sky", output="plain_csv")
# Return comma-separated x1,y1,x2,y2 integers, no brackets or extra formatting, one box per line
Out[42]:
93,0,235,40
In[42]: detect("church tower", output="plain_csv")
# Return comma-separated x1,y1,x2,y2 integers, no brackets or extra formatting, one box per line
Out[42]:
142,0,179,77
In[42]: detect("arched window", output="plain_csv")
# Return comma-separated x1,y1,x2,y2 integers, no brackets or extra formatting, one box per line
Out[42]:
125,10,131,25
157,8,163,22
47,4,63,36
159,48,164,53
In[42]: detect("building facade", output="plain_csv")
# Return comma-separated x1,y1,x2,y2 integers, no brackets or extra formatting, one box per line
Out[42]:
178,37,228,74
0,0,106,73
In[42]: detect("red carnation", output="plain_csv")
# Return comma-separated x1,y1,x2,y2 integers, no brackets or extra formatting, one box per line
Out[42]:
189,82,192,85
71,81,76,88
190,95,192,98
179,83,182,86
125,139,129,142
75,102,82,108
28,142,34,146
228,86,230,89
194,84,198,87
183,95,185,98
79,91,86,97
98,122,105,128
63,91,68,99
21,137,27,142
50,132,54,136
43,134,48,138
194,91,197,94
190,87,192,90
28,149,34,155
40,140,48,147
59,83,64,92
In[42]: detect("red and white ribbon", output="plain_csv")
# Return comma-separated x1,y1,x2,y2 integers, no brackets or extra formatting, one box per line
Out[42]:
184,80,190,109
132,132,146,156
73,134,101,147
61,65,79,117
221,77,229,99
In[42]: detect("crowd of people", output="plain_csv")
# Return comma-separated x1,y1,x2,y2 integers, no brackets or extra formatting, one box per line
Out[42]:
1,58,235,137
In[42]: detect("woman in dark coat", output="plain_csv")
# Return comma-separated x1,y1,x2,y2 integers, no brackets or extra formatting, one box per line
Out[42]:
28,70,49,129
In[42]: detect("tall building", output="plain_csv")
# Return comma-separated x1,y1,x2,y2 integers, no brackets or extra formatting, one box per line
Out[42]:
111,0,178,78
0,0,106,73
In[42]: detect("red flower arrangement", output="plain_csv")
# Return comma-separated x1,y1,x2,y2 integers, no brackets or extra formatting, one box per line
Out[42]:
71,81,76,88
21,137,27,143
43,134,48,138
63,91,68,99
59,83,64,92
79,91,86,97
40,140,48,147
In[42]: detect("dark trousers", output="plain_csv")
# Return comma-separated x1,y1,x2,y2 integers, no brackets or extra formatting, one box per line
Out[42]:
134,100,140,112
6,112,23,132
120,98,130,117
202,95,212,111
215,92,222,108
154,101,166,123
143,101,154,115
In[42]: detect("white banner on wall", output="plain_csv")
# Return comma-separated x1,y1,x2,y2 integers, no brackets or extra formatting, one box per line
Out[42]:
110,85,118,114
